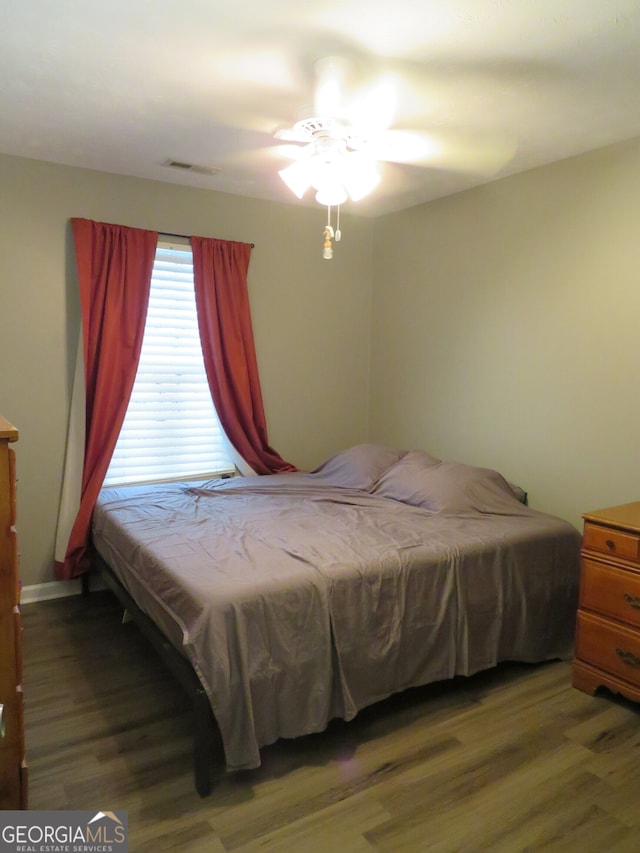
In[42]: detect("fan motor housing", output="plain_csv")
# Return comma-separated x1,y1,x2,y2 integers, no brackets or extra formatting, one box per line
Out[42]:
293,117,367,153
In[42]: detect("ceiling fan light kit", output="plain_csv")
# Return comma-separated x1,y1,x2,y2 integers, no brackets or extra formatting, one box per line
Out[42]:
277,122,380,258
274,55,396,259
276,115,383,258
275,55,516,259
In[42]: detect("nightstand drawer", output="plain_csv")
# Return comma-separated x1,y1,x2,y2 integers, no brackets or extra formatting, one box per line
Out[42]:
580,558,640,627
576,611,640,687
583,523,640,563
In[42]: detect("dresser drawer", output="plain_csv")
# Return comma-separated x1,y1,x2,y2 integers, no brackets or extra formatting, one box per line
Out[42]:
0,609,17,684
580,558,640,627
8,447,16,526
13,607,22,684
583,522,640,563
576,610,640,687
0,760,22,810
0,689,24,758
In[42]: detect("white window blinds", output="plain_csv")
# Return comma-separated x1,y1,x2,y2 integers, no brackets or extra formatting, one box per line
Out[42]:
103,244,235,486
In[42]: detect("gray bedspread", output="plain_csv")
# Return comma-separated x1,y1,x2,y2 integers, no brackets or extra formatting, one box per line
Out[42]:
91,445,581,772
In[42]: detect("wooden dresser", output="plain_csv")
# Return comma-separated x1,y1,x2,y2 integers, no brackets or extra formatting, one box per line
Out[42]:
573,502,640,703
0,416,27,808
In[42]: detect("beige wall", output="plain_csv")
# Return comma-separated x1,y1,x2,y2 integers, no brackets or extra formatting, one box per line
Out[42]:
370,137,640,529
0,154,373,587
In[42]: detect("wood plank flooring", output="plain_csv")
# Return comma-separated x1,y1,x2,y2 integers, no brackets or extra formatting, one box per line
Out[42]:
20,591,640,851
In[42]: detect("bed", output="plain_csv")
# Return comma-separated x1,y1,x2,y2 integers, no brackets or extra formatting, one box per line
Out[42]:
90,444,581,795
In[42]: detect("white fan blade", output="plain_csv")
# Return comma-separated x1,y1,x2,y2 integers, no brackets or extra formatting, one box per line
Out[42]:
272,143,311,161
223,141,312,170
349,76,397,135
313,56,352,117
364,129,518,176
274,126,312,143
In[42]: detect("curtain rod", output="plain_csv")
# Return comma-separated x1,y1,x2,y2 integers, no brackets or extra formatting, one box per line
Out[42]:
160,230,255,248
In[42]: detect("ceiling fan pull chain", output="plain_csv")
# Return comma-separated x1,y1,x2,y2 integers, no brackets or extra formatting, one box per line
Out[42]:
322,205,334,259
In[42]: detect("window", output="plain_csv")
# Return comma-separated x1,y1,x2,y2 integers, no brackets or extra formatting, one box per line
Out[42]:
103,242,235,486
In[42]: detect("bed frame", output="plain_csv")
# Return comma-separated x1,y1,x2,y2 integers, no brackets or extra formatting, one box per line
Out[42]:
90,550,218,797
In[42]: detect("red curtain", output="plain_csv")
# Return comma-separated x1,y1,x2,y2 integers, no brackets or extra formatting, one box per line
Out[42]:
191,236,296,474
55,219,158,579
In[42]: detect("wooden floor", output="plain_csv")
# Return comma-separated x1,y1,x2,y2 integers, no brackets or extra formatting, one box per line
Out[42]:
20,592,640,852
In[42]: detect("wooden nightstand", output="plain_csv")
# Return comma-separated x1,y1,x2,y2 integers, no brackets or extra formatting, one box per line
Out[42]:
573,502,640,702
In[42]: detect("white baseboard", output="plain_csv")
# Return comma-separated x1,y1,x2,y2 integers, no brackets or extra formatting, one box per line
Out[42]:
21,577,106,606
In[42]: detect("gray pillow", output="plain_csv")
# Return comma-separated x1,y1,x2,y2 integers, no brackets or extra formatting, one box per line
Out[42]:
373,452,523,514
311,444,408,491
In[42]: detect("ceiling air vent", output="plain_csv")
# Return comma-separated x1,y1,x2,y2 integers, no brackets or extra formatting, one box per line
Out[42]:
163,159,220,176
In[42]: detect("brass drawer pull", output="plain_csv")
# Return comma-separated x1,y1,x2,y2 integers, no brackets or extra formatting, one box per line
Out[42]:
624,593,640,610
615,647,640,667
0,703,4,739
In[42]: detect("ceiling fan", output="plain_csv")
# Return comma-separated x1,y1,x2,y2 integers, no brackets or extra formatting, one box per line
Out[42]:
275,57,397,206
272,56,517,257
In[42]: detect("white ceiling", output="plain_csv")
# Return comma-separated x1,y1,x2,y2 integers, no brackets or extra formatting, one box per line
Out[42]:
2,0,640,217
